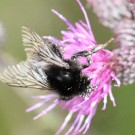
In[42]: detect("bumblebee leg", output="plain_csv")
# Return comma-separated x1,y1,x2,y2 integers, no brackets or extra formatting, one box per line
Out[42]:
71,51,89,60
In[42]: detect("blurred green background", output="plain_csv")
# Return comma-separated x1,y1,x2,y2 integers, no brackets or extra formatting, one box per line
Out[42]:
0,0,135,135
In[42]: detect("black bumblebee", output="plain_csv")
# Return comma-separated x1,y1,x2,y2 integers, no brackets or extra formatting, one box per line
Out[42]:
0,27,113,100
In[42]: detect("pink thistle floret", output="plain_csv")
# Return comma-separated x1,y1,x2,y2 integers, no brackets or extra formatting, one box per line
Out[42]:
27,0,120,135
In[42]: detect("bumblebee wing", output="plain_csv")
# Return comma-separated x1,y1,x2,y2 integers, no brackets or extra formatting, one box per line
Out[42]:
22,26,68,68
0,61,51,90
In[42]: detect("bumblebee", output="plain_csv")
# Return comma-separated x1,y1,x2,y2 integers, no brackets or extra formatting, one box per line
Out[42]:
0,27,113,100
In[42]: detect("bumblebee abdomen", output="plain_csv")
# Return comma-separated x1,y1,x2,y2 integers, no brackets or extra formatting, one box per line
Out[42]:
46,63,90,100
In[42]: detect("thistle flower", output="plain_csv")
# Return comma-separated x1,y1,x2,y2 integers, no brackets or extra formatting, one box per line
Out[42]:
0,0,120,135
27,1,119,135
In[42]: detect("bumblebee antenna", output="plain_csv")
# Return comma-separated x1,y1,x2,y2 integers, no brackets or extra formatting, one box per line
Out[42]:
91,37,114,54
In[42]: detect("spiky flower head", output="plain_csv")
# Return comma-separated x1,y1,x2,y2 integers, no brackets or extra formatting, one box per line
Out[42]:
26,1,120,135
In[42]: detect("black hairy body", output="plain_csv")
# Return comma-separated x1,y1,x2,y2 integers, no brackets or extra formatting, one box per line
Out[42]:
46,61,90,100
